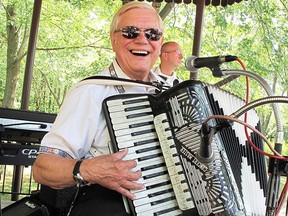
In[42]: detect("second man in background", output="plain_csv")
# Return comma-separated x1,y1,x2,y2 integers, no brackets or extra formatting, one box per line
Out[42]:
154,41,183,86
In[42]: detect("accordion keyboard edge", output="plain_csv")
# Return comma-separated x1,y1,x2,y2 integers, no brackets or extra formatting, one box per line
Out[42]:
103,80,268,216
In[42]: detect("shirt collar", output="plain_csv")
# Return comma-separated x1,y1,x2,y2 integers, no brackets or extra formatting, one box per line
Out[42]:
112,59,130,79
113,59,160,83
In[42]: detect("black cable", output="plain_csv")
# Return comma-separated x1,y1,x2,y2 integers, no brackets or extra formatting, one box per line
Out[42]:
66,185,81,216
1,122,47,129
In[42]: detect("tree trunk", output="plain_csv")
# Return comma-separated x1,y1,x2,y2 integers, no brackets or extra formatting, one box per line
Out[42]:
2,2,28,108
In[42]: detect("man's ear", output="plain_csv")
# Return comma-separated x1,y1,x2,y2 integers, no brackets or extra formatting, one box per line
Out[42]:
110,32,116,51
159,37,164,53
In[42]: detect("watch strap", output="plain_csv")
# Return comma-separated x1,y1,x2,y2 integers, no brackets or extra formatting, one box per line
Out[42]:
73,160,83,176
73,160,89,186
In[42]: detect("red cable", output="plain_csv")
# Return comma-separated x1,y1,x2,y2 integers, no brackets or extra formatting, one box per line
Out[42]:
235,58,284,159
236,57,287,213
275,177,288,215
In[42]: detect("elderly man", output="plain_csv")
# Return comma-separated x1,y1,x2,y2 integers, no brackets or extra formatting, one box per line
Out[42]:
33,2,165,215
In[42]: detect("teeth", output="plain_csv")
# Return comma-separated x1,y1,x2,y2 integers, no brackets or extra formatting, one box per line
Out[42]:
131,50,148,55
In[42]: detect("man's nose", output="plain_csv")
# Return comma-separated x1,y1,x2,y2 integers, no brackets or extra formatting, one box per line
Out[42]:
134,32,148,42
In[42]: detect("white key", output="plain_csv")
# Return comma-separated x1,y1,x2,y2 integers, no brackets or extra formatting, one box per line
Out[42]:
135,199,179,214
123,148,162,162
118,137,158,149
108,101,150,112
126,141,160,155
136,156,165,168
134,184,173,201
157,209,183,216
112,115,153,130
116,132,157,143
134,190,175,208
115,124,155,137
106,96,148,107
130,157,166,173
132,175,170,194
141,165,167,178
109,107,152,119
111,113,153,124
133,173,171,188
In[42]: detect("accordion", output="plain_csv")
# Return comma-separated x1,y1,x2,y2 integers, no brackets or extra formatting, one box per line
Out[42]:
103,80,268,216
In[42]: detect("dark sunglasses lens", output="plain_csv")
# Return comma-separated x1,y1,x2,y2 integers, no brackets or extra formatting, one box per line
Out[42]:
121,26,162,41
122,26,139,39
145,28,162,41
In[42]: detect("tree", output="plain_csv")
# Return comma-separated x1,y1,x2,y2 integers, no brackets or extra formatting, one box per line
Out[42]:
0,0,287,145
1,0,32,108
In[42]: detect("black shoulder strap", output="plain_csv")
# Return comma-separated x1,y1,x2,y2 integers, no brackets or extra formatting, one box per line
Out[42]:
74,76,166,94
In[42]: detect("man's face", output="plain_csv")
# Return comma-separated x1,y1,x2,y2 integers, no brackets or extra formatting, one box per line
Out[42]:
111,8,163,81
165,45,183,68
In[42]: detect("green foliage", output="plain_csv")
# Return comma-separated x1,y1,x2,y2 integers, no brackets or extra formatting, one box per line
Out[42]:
0,0,287,208
0,0,34,107
0,0,287,144
0,165,39,201
25,0,122,112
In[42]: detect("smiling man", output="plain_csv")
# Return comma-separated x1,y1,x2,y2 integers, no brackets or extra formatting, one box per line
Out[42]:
110,6,164,81
32,2,166,216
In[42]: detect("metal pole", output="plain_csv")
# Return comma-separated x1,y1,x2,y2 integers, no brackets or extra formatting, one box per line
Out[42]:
11,0,42,202
21,0,42,110
190,1,205,80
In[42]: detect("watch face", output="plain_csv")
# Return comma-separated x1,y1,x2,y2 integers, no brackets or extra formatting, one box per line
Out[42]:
73,173,89,186
73,160,90,186
74,173,83,182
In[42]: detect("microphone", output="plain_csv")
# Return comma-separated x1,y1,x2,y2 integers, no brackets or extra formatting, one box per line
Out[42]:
197,123,215,163
185,55,238,71
197,120,232,163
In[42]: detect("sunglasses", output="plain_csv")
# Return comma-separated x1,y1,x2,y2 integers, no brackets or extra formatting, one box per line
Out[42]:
114,26,163,41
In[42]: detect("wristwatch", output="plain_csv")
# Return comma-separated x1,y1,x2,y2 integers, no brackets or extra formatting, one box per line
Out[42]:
73,160,90,186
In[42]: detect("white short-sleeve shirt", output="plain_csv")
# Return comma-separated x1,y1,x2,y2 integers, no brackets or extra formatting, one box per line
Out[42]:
39,59,166,159
153,66,182,86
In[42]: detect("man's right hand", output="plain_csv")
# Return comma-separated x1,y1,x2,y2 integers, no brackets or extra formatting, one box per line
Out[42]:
80,148,144,200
